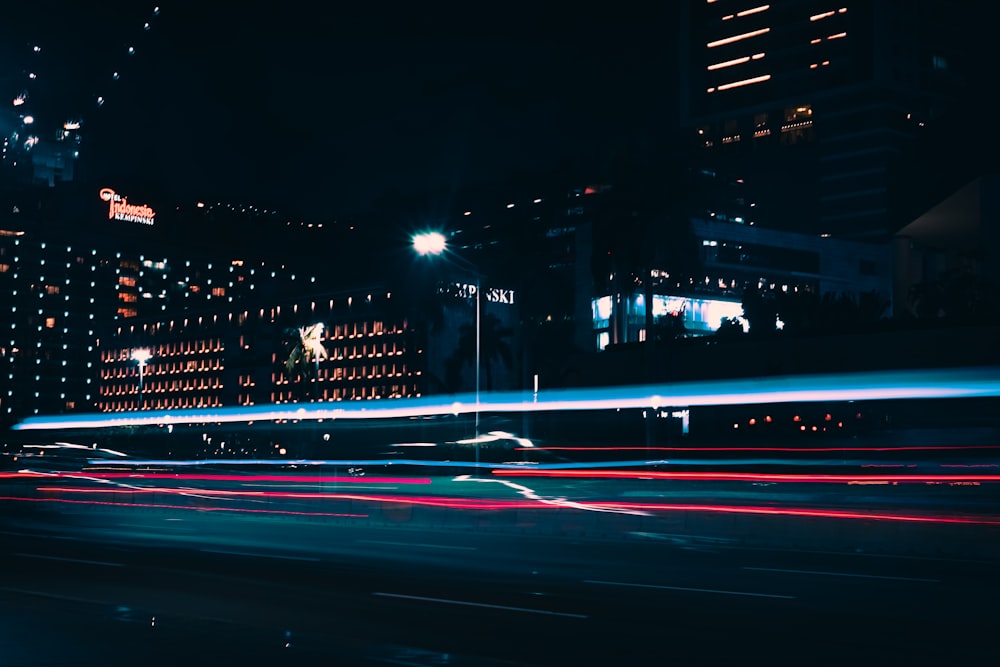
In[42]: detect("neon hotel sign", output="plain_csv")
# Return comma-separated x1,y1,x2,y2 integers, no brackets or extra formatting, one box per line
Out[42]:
99,187,156,226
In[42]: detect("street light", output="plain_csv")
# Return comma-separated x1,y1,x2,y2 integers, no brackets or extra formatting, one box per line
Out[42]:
412,232,481,469
131,348,152,410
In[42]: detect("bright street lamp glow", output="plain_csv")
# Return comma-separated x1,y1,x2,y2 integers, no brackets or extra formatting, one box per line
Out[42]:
412,232,447,256
131,348,152,366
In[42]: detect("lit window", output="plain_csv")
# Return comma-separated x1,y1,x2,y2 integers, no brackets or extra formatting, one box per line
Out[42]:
737,5,769,17
707,27,770,48
708,56,750,71
717,74,771,91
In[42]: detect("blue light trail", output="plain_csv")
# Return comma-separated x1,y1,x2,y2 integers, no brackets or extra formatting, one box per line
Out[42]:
12,366,1000,432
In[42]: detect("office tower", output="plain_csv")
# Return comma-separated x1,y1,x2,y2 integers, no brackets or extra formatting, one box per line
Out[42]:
679,0,963,240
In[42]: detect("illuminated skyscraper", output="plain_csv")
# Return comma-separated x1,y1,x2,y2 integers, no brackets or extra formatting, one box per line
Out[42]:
679,0,963,240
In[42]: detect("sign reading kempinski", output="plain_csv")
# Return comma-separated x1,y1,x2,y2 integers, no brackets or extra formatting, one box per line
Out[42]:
99,187,156,225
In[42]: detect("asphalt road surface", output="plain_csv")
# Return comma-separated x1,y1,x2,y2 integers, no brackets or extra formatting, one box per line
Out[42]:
2,506,999,667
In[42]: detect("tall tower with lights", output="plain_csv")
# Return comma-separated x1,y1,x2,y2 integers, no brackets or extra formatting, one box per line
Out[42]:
678,0,962,240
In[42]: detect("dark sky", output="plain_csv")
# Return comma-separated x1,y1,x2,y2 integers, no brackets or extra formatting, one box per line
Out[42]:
4,2,678,219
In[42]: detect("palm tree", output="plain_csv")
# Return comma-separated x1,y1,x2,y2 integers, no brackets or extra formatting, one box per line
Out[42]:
283,322,328,400
449,312,513,392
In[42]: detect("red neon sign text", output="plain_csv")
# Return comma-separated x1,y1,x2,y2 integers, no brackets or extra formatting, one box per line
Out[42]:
99,188,156,225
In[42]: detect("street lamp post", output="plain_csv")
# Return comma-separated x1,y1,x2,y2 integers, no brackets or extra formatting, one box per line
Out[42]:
412,232,481,470
131,348,152,410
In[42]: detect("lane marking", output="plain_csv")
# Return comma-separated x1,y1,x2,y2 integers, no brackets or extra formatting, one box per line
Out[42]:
373,592,588,618
13,553,123,567
743,566,940,583
585,579,795,599
199,548,320,562
358,539,476,551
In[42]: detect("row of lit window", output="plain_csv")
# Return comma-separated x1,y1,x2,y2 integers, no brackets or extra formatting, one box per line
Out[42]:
719,4,769,21
261,293,379,321
102,340,223,362
101,360,224,379
99,397,224,412
100,380,223,395
127,315,231,335
330,320,399,338
327,345,407,360
707,73,771,93
273,365,415,383
271,385,419,402
1,243,318,284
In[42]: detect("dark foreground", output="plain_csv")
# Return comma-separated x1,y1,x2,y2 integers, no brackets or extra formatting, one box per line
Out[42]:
2,503,999,667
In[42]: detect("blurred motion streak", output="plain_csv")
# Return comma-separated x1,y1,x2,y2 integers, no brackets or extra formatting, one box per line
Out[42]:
492,470,1000,483
4,493,999,525
0,471,431,484
13,366,1000,431
0,496,367,518
519,445,1000,452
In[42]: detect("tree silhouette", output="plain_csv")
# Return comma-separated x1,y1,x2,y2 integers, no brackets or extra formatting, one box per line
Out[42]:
282,323,328,400
449,312,514,392
741,288,778,335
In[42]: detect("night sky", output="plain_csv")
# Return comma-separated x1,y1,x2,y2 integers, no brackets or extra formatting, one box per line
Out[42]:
4,2,678,220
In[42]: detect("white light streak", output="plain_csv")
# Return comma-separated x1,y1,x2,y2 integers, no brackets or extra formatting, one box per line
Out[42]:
12,367,1000,432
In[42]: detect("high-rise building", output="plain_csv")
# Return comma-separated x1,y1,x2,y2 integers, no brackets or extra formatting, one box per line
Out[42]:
0,182,330,425
679,0,964,240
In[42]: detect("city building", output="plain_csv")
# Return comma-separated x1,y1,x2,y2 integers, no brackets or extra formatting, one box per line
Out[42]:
0,181,329,425
2,162,900,425
422,167,892,367
679,0,965,240
97,285,424,412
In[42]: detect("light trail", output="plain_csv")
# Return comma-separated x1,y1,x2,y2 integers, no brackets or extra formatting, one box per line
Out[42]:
12,366,1000,431
3,471,431,484
0,496,368,518
452,474,650,516
492,469,1000,483
5,493,1000,526
517,445,1000,453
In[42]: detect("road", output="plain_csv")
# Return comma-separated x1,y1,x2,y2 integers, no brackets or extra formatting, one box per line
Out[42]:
1,514,998,667
3,435,1000,665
